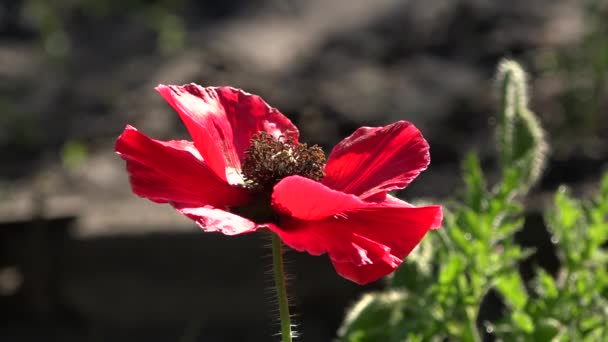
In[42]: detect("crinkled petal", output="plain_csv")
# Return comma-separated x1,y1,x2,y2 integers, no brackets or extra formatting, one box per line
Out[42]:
156,84,299,184
115,125,249,208
177,206,257,235
271,175,363,220
331,233,403,284
269,185,443,284
331,252,401,286
323,121,430,200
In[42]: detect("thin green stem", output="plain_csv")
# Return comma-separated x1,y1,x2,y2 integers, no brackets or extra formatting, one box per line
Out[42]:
272,232,292,342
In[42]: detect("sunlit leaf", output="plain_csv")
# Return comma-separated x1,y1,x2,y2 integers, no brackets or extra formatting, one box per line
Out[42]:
496,272,528,310
537,269,558,299
512,311,534,333
439,255,464,285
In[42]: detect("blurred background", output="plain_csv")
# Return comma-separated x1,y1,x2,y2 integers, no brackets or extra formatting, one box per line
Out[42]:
0,0,607,341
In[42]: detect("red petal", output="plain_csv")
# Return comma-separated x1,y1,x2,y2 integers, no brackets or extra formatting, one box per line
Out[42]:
270,182,443,283
379,195,443,229
323,121,430,200
271,175,363,220
177,206,257,235
331,252,401,285
115,125,249,208
156,84,299,183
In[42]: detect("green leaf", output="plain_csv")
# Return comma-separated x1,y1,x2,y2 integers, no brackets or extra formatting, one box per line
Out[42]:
463,153,487,211
338,291,406,342
496,272,528,310
546,186,586,267
533,318,561,341
495,60,548,193
553,187,583,228
600,172,608,200
581,315,605,332
537,269,559,299
462,209,487,239
390,237,434,290
496,167,521,199
512,310,535,333
446,223,474,256
493,217,525,242
438,255,465,286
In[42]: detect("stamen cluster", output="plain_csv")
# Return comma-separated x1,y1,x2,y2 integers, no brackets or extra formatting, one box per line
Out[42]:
242,132,326,191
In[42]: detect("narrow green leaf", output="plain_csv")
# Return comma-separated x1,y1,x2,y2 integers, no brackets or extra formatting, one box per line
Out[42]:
463,153,486,211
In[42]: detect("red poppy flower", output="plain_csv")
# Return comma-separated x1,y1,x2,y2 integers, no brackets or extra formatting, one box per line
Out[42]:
115,84,442,285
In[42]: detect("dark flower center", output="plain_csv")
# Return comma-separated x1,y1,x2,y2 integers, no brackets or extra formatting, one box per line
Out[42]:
241,132,326,192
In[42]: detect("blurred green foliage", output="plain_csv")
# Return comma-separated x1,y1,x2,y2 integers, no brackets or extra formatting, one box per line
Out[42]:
1,1,188,157
338,60,608,341
493,182,608,341
22,0,187,58
61,139,88,170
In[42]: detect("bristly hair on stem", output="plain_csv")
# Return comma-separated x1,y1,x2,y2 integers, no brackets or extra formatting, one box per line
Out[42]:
271,232,296,342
